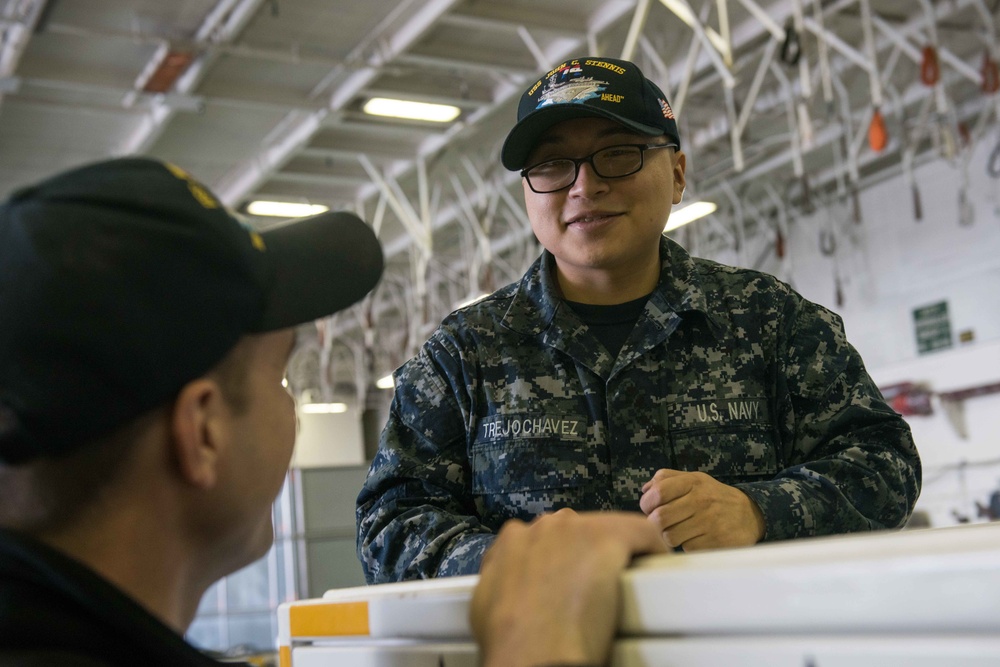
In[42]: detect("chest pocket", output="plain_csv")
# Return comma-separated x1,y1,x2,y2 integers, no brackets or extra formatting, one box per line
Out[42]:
668,398,780,483
470,413,594,526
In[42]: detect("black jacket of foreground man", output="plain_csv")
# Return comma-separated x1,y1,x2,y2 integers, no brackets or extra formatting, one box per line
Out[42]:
0,529,238,667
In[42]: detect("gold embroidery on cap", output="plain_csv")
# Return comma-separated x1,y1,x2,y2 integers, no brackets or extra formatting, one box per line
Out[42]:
249,231,266,251
164,161,220,209
584,59,627,75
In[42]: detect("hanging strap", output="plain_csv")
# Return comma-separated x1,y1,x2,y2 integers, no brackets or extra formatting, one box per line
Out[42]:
920,45,940,86
982,52,1000,94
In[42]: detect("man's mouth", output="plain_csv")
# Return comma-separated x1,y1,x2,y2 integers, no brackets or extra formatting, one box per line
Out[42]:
566,211,621,226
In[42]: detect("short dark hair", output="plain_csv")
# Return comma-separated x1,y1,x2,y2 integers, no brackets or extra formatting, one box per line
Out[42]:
0,341,254,534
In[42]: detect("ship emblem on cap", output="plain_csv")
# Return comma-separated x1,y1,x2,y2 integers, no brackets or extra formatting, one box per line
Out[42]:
536,63,608,108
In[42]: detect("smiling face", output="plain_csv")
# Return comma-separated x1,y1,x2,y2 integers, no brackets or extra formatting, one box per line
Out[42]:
522,116,686,303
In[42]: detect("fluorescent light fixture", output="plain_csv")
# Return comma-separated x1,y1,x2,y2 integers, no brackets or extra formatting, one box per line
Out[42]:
376,374,395,390
246,201,330,218
299,403,348,414
665,200,717,232
363,97,461,123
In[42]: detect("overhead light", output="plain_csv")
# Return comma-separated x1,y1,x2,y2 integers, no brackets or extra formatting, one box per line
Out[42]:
363,97,461,123
246,201,330,218
299,403,348,414
376,374,395,390
665,201,717,232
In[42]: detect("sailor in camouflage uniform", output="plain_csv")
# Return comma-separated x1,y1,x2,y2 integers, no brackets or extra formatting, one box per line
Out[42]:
357,56,921,584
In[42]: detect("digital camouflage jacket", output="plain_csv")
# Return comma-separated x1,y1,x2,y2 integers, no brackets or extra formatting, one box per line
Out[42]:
356,237,921,584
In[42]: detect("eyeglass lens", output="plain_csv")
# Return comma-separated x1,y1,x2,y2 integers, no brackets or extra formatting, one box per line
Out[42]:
525,145,653,193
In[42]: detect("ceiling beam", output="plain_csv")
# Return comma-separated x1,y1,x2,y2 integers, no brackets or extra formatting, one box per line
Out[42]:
213,0,464,206
118,0,267,155
0,0,47,113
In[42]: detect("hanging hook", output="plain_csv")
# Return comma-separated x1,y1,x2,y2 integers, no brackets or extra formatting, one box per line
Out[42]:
850,183,863,225
987,135,1000,179
780,18,801,66
819,230,836,256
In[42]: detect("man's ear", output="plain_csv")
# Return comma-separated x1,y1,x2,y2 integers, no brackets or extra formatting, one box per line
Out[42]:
672,151,687,205
170,378,229,489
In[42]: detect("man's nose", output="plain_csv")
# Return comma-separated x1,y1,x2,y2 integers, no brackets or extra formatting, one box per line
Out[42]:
568,160,608,197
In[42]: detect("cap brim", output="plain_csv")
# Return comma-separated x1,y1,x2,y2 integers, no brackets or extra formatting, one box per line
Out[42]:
500,105,664,170
254,211,384,331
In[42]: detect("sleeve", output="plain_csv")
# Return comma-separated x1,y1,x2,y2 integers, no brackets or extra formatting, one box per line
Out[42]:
356,334,495,584
735,293,922,541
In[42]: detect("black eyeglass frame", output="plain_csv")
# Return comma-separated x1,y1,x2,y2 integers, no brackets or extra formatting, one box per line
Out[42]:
520,142,678,194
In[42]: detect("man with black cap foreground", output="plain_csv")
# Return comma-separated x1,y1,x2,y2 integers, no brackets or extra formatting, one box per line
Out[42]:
358,56,922,583
0,158,664,667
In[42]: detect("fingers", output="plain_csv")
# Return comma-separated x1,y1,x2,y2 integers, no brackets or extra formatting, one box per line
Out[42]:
641,467,686,493
640,472,767,551
596,511,672,557
651,513,706,549
471,511,667,667
639,469,694,515
645,495,696,533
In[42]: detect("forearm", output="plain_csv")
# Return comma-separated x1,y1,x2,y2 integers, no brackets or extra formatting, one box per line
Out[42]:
357,481,495,582
737,427,921,541
772,300,922,540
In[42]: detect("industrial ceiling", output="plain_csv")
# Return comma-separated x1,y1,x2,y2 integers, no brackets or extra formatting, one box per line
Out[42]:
1,0,998,401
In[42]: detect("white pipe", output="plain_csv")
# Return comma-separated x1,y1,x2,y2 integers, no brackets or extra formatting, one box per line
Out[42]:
715,0,732,67
736,38,777,136
672,22,703,117
733,0,784,40
770,63,804,178
621,0,653,61
658,0,731,55
0,0,46,112
119,0,267,155
858,0,884,107
791,0,812,100
517,25,549,71
663,0,735,88
215,0,462,205
724,85,744,171
811,0,834,104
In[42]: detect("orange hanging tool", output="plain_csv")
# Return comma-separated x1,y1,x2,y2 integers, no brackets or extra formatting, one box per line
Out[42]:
920,45,940,86
868,108,888,152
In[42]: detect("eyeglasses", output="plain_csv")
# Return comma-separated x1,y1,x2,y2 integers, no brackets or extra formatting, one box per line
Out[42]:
520,143,678,194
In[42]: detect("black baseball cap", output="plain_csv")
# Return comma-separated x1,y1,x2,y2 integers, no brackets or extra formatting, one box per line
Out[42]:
0,157,384,464
501,56,681,170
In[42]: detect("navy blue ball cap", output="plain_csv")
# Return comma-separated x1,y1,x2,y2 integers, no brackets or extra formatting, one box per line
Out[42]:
0,157,384,464
501,56,681,170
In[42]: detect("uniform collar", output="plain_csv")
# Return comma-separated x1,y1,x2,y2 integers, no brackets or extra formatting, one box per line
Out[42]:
502,236,726,337
652,236,727,335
